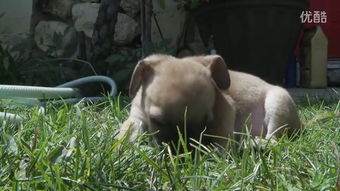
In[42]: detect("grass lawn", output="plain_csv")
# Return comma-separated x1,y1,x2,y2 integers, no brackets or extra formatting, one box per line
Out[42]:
0,97,339,190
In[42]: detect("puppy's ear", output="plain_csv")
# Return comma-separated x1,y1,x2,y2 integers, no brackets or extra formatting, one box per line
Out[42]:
129,60,152,97
204,55,230,90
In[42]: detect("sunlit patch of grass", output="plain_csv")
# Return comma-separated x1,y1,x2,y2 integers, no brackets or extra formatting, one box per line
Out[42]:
0,98,339,190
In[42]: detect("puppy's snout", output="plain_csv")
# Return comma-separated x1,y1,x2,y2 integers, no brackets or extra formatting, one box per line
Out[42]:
150,116,165,127
150,111,213,146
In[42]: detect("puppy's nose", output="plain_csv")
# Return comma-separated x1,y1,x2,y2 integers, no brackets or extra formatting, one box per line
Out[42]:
149,106,163,118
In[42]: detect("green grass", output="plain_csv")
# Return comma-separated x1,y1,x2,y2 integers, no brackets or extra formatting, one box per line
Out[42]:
0,98,339,190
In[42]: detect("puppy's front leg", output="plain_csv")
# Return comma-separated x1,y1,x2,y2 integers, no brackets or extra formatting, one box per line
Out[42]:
117,90,147,142
206,91,236,147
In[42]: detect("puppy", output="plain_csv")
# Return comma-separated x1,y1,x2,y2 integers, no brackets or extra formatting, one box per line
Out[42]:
117,54,301,148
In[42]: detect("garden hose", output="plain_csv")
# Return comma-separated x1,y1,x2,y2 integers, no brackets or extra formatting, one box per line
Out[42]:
0,85,78,99
0,112,24,122
0,75,117,123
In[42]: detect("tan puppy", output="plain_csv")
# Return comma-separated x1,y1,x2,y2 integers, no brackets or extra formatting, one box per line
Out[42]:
117,54,301,148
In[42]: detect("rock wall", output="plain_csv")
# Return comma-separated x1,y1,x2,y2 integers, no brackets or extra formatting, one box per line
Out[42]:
0,0,32,54
0,0,32,34
32,0,140,57
31,0,206,58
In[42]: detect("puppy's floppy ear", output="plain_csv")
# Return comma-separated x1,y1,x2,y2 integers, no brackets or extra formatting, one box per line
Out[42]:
204,55,230,90
129,60,152,97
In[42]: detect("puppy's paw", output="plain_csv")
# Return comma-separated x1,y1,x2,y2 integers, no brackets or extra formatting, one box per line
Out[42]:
116,119,144,142
252,136,278,151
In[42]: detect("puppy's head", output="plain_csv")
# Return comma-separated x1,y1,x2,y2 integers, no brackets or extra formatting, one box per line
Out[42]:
129,54,230,146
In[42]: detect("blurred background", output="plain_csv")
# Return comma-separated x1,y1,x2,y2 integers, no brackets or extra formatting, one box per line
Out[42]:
0,0,339,94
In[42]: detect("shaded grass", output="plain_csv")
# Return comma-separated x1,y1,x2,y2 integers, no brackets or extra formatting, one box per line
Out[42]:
0,98,339,190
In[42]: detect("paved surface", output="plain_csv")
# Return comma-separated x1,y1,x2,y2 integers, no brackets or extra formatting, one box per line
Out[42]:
287,88,340,103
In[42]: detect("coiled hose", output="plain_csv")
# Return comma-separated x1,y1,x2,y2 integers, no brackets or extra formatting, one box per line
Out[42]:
0,76,117,122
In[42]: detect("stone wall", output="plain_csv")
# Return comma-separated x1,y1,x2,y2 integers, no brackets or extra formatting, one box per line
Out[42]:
0,0,208,88
31,0,137,57
30,0,206,58
0,0,33,55
0,0,32,34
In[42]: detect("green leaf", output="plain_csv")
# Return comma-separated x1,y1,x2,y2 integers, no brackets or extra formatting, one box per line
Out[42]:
120,49,129,57
18,155,30,180
47,145,64,164
105,54,122,64
3,56,10,70
0,12,5,19
10,38,35,52
156,0,166,9
63,137,77,158
132,145,169,178
46,137,77,164
113,68,133,83
7,135,18,154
